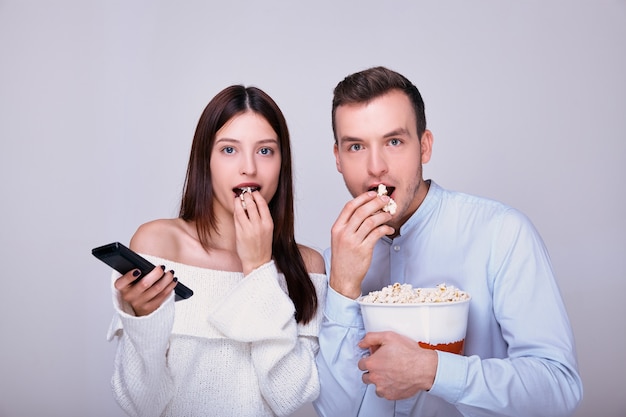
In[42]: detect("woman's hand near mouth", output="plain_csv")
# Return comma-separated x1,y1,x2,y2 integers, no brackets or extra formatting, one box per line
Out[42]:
233,189,274,275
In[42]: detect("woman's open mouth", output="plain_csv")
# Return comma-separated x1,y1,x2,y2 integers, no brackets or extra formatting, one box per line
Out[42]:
233,186,260,198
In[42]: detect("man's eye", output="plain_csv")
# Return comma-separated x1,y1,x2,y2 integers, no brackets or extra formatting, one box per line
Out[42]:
389,138,401,146
349,144,362,151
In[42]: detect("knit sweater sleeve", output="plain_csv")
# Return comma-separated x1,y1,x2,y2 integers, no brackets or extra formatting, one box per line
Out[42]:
208,261,327,416
106,271,176,417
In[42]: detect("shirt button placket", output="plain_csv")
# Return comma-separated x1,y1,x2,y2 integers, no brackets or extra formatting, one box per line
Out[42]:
390,242,404,284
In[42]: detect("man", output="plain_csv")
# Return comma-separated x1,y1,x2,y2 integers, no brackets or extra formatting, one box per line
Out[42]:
313,66,583,417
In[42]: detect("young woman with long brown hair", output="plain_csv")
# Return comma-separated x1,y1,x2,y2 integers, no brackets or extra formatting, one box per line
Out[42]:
106,85,326,417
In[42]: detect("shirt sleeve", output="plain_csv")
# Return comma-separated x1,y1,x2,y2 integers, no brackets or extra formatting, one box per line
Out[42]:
313,285,370,416
429,209,583,417
208,261,327,417
107,271,177,417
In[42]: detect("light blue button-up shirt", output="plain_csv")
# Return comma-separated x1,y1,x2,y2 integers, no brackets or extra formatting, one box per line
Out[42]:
314,181,582,417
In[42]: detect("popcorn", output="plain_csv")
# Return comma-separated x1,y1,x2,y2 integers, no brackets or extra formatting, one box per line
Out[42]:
360,282,470,304
239,187,254,200
239,187,253,210
377,184,397,215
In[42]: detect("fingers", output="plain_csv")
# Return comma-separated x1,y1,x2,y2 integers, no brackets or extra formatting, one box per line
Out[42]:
335,191,378,226
133,266,172,294
114,265,177,316
114,268,144,290
233,190,274,274
233,191,249,217
249,189,269,213
328,193,394,299
358,355,369,372
356,333,396,393
357,332,388,374
357,332,437,398
114,265,162,291
233,190,273,232
357,212,396,244
334,191,395,239
234,190,267,221
358,353,374,386
358,331,387,349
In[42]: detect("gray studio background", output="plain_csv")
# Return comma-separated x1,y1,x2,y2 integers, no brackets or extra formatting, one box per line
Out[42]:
1,1,624,416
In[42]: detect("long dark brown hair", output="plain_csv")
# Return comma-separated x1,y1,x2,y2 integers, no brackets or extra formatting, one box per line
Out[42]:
179,85,317,323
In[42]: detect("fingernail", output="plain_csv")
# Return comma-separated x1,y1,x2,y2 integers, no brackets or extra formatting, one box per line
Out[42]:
173,277,178,282
160,265,166,271
169,270,175,275
132,269,141,277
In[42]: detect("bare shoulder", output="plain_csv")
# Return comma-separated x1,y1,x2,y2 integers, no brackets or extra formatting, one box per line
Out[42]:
129,218,186,259
298,244,326,275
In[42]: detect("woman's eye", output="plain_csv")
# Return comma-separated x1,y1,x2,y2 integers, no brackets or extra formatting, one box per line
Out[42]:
223,146,235,154
259,147,274,155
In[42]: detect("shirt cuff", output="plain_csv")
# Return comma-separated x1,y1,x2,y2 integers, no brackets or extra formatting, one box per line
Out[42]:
324,286,365,329
428,350,469,403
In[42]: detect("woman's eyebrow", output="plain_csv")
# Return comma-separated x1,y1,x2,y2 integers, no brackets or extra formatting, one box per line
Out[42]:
215,137,278,145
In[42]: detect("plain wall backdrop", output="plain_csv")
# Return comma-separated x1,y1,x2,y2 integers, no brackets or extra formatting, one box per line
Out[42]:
1,1,624,416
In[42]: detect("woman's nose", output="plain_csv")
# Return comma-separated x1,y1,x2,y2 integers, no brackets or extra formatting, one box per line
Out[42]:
239,154,257,175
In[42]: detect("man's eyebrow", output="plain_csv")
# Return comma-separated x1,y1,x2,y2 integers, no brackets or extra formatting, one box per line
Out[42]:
382,128,410,138
338,128,410,144
337,135,362,144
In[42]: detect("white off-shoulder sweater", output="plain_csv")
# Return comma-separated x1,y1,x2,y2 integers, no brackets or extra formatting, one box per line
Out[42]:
107,256,327,417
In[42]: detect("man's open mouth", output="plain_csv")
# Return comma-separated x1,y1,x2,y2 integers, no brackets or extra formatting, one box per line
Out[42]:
369,184,395,197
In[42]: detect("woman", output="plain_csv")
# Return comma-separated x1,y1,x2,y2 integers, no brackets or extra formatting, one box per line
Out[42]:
106,85,327,417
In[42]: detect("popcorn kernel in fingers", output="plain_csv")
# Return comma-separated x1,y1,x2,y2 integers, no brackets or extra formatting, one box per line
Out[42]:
376,184,397,215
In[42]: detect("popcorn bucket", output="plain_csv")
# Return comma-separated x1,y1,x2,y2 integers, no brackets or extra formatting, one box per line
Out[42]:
357,284,471,354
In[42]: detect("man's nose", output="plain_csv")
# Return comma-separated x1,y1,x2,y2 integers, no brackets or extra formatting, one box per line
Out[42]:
367,149,388,177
